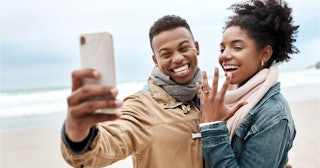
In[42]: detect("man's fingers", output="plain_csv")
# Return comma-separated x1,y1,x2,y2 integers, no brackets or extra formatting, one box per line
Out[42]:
65,111,122,139
71,68,100,91
68,85,118,106
68,99,123,117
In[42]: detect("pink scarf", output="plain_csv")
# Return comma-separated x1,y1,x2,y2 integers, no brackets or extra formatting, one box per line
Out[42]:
226,64,279,139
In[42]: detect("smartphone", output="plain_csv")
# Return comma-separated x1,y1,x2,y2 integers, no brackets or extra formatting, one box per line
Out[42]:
79,31,118,114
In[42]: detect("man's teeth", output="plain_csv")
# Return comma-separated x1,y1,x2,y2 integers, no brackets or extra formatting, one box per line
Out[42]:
224,65,239,71
173,65,188,73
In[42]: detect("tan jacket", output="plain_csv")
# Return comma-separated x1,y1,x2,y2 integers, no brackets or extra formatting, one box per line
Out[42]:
61,79,204,168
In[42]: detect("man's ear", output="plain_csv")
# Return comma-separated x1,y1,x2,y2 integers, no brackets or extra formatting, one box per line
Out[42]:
261,45,273,63
152,55,158,66
195,41,200,55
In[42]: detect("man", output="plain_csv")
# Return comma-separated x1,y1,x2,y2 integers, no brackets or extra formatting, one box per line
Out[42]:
61,15,204,168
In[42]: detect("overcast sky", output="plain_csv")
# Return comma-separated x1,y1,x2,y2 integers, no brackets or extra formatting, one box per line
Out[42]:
1,0,319,90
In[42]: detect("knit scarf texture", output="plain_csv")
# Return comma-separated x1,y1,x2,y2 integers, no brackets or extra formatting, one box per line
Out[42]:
150,66,202,103
226,64,279,139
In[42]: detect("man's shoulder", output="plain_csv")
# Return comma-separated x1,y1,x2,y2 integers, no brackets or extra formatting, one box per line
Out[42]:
139,83,151,93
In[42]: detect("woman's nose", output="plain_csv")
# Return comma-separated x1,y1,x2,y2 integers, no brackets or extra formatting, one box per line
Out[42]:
219,50,233,64
220,50,232,59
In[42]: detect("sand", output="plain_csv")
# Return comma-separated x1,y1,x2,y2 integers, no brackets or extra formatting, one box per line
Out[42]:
287,99,320,168
1,99,319,168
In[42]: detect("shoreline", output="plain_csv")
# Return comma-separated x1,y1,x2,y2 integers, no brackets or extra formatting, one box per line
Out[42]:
1,98,319,168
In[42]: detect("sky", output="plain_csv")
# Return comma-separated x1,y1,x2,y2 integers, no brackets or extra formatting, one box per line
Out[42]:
1,0,319,91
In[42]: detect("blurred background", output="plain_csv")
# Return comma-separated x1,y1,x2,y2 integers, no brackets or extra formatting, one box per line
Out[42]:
1,0,319,167
1,0,319,91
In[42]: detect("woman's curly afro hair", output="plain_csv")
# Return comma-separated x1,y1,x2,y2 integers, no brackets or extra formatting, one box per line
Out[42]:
225,0,299,67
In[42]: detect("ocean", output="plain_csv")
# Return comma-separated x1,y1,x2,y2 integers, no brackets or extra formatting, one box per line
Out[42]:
1,68,319,131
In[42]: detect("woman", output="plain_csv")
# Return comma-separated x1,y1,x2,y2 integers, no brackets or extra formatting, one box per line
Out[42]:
197,0,298,167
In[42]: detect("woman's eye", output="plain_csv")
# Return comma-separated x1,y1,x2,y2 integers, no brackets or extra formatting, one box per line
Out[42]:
234,46,242,50
220,48,225,54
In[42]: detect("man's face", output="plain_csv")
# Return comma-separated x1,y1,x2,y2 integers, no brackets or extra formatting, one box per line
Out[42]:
151,27,199,84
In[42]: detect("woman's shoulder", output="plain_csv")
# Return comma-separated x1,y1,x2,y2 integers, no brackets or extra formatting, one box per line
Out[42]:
249,91,293,130
252,82,290,118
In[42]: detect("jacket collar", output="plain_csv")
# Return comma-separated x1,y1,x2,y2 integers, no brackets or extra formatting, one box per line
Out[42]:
147,78,184,108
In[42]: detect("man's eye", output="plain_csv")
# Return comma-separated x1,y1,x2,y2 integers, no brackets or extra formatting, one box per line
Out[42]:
161,53,171,58
220,48,225,54
180,46,189,52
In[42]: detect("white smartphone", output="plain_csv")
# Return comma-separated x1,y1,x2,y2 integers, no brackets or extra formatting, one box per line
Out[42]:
79,31,118,114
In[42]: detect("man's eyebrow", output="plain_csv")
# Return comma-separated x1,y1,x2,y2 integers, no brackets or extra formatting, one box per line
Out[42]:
179,40,191,45
158,47,169,53
157,40,191,53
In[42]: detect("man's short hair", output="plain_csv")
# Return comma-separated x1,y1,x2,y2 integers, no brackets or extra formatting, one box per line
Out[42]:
149,15,194,51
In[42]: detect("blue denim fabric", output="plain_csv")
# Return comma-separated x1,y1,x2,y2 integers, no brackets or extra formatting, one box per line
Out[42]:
200,82,296,168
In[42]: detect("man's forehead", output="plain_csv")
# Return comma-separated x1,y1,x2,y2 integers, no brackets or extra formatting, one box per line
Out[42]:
152,27,193,47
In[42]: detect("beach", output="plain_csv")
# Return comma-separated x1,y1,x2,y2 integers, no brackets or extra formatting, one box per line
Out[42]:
287,99,320,168
1,98,319,168
0,124,133,168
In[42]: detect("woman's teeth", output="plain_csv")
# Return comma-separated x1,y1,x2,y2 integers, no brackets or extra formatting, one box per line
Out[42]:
224,65,239,71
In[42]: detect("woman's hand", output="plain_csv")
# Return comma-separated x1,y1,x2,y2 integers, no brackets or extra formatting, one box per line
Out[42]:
196,68,246,123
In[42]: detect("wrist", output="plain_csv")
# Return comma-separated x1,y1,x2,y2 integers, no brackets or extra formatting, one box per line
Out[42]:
64,119,92,142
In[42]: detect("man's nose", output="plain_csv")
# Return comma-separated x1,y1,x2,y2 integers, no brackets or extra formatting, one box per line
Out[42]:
172,52,184,63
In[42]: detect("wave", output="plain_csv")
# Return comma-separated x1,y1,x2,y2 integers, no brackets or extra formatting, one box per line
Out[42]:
0,82,145,118
1,68,319,119
279,68,320,88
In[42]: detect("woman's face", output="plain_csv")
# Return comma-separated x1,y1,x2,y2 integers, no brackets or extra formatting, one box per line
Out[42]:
219,26,264,87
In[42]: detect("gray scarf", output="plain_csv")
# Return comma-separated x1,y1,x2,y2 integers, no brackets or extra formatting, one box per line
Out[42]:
150,66,202,103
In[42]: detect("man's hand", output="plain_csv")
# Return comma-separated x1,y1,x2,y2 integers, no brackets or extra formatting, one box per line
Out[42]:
65,68,122,142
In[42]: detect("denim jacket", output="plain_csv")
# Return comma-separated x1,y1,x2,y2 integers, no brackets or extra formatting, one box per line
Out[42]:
200,82,296,168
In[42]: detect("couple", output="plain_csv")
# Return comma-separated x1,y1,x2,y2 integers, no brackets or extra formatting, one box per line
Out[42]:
61,0,298,167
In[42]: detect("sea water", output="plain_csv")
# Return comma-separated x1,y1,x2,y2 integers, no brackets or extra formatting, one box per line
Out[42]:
0,81,145,130
1,68,319,130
